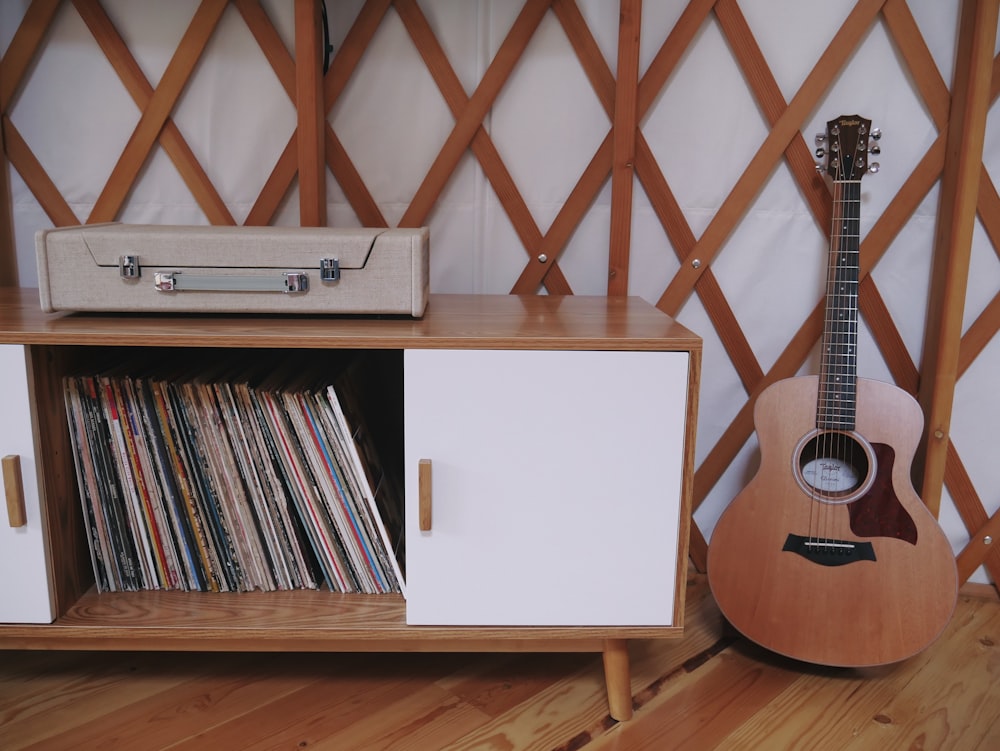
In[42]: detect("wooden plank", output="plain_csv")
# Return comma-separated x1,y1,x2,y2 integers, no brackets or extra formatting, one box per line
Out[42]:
946,443,1000,584
325,126,387,227
957,511,1000,585
235,0,297,102
244,132,298,226
840,595,1000,750
916,0,999,517
858,276,920,394
72,0,234,225
510,132,614,293
2,117,79,227
959,291,1000,377
519,0,712,295
0,652,222,748
0,0,62,282
715,0,831,232
637,0,716,116
553,0,616,112
248,0,389,228
0,122,16,285
89,0,229,223
607,0,642,296
295,0,326,226
0,0,62,112
1,578,996,748
588,649,800,750
171,657,485,751
686,596,997,749
323,0,393,110
882,0,952,127
11,653,316,751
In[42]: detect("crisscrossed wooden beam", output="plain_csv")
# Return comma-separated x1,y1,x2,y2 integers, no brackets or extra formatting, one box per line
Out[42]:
395,0,574,290
657,0,885,317
607,0,641,295
512,0,718,294
1,0,77,227
915,0,1000,588
73,0,235,225
89,0,229,223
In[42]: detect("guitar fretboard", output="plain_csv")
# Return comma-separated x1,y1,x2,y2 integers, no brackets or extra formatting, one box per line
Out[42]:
818,180,860,430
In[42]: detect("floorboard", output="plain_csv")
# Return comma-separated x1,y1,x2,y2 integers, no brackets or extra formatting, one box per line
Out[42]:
1,575,997,750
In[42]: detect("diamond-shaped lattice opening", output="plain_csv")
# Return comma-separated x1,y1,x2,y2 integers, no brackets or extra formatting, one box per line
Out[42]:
710,163,827,374
328,8,455,226
740,0,861,99
489,10,611,235
643,15,769,217
165,4,298,223
102,0,202,87
9,5,141,219
675,289,752,458
952,340,1000,536
868,192,938,366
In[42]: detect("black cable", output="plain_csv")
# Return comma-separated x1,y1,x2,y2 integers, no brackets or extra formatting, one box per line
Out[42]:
321,2,334,73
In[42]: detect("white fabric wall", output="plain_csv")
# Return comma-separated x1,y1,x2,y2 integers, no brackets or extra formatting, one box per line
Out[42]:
3,0,998,583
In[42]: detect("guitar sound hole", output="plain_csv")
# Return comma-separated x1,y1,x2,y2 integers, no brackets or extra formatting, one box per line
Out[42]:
796,431,874,503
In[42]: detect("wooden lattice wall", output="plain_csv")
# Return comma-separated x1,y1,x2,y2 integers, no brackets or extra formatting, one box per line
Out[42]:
2,0,999,590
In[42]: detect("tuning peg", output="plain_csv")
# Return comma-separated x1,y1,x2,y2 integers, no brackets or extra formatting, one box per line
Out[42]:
869,143,881,155
868,162,880,174
870,127,881,141
815,147,826,158
815,133,827,146
815,164,825,174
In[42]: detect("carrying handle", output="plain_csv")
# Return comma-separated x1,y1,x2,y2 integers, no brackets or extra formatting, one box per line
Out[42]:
3,455,26,528
418,459,432,532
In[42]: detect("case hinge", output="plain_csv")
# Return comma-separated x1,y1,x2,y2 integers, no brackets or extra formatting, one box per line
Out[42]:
119,254,140,279
320,257,340,282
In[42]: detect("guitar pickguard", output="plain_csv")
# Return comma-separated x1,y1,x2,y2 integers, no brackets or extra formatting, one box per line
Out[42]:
847,442,917,544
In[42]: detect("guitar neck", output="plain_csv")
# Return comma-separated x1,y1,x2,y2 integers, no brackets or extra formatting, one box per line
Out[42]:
818,179,861,431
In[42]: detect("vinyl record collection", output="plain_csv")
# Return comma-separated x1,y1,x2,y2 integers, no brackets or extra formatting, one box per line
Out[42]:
62,351,405,595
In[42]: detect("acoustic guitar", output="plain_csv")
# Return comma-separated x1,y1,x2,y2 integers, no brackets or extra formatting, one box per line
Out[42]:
706,115,958,667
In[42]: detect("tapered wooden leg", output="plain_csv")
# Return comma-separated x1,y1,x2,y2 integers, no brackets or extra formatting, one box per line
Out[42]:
602,639,633,721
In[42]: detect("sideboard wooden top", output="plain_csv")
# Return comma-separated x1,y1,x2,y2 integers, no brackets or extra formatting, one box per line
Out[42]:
0,287,700,351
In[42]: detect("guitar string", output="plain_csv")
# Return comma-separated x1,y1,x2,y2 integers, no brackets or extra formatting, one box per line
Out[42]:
815,126,863,554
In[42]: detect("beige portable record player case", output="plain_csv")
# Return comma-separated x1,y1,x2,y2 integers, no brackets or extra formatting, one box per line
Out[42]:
36,223,430,317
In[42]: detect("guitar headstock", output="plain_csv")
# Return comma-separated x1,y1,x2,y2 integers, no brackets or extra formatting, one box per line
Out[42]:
815,114,881,181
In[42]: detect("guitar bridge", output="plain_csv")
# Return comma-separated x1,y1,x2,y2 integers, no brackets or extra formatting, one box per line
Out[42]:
782,533,876,567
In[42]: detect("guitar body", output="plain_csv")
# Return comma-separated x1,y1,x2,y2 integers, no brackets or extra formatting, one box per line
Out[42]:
707,375,958,667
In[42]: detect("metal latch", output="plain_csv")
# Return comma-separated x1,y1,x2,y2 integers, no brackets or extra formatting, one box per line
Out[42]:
119,255,140,279
154,272,176,291
284,272,309,292
320,258,340,282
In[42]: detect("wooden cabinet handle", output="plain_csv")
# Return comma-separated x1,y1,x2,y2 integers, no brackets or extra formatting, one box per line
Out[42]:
418,459,432,532
3,455,27,528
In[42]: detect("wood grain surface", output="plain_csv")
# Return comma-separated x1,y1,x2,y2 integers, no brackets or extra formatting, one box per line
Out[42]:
1,574,997,750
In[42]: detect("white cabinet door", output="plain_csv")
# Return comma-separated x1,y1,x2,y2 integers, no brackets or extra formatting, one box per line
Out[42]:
0,345,55,623
404,349,689,626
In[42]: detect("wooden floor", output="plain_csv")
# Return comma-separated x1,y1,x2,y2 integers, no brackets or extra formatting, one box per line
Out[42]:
2,574,998,750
